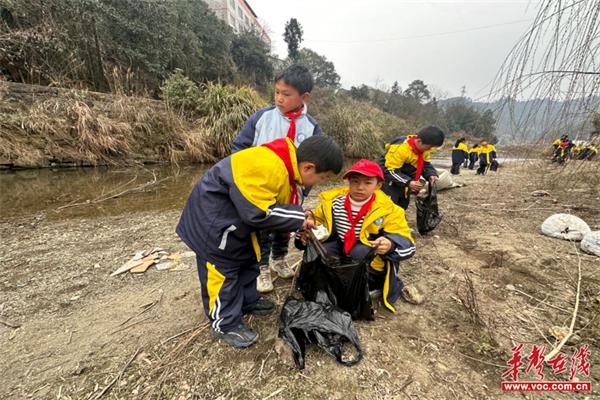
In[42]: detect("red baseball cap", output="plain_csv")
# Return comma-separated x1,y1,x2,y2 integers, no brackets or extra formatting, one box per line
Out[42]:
342,159,384,180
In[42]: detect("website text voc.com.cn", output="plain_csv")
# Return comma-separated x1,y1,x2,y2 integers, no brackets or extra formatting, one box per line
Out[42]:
502,381,592,393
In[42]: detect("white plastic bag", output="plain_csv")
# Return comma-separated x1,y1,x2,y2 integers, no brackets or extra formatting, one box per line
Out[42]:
581,231,600,256
541,214,591,241
418,170,462,197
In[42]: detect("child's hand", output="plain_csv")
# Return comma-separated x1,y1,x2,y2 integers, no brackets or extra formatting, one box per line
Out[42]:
302,218,316,231
298,231,310,245
369,237,392,255
408,180,423,193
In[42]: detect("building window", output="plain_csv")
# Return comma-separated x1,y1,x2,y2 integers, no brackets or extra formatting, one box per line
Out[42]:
229,0,235,9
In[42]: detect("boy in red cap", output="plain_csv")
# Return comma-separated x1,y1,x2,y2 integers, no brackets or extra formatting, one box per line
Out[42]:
297,159,416,312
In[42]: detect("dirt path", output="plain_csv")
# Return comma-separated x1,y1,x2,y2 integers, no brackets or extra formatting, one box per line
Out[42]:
1,161,599,399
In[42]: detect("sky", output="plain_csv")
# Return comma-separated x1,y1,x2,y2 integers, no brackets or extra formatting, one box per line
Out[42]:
249,0,541,99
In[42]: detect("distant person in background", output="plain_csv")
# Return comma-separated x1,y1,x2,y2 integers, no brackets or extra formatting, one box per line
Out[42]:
578,143,598,161
551,134,574,163
468,144,480,170
450,137,469,175
476,140,497,175
378,126,445,209
572,143,585,159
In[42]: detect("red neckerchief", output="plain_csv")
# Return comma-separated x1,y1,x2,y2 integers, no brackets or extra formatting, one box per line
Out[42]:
407,136,425,180
285,106,304,142
262,138,299,205
559,140,569,149
343,194,376,255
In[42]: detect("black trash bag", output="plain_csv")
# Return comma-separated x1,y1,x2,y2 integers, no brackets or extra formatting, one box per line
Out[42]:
278,297,363,370
490,159,499,171
416,182,441,235
296,241,374,320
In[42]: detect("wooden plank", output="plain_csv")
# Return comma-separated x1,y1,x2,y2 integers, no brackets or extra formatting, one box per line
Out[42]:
130,259,155,273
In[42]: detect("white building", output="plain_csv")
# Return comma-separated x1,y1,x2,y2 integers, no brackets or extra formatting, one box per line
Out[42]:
205,0,271,46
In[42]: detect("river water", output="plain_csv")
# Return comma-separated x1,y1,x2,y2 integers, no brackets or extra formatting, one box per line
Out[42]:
0,157,528,220
0,165,210,220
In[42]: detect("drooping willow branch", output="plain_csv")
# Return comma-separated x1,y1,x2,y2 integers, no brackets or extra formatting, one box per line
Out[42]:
489,0,600,143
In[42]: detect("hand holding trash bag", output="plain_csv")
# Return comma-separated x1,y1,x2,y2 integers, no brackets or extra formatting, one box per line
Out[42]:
296,237,375,320
416,182,441,235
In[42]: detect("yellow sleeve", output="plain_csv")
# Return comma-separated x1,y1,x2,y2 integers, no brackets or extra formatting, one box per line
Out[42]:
231,149,287,212
384,206,414,244
312,201,327,226
384,144,408,170
423,149,432,162
229,147,305,231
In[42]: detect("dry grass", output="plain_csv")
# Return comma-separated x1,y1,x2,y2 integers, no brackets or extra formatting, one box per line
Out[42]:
316,97,414,159
0,82,219,167
195,82,267,159
1,80,421,167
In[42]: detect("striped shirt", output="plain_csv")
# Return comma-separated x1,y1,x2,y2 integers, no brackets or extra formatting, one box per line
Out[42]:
332,195,367,241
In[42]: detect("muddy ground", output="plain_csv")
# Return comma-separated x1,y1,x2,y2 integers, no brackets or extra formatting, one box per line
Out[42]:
1,161,599,399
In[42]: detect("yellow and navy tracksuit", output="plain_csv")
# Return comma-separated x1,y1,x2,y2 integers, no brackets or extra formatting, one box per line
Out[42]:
477,144,497,175
451,142,469,175
304,187,416,312
468,146,480,169
552,139,573,162
177,139,305,333
378,135,438,209
579,145,598,160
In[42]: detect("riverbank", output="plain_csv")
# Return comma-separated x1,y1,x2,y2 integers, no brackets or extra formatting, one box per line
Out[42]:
1,161,598,399
0,81,416,170
0,81,263,169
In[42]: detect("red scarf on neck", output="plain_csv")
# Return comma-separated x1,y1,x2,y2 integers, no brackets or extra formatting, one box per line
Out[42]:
262,138,299,205
343,194,376,255
285,106,304,142
407,136,425,180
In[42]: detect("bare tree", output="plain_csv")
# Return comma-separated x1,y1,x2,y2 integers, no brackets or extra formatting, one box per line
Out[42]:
491,0,600,143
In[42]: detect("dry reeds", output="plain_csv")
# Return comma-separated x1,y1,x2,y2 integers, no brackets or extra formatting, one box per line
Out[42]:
318,98,413,159
0,82,224,167
195,82,267,159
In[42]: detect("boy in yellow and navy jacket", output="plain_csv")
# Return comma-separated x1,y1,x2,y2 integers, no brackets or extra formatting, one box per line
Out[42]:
378,126,445,209
552,135,574,163
578,143,598,161
177,136,343,348
476,140,497,175
572,143,585,159
298,160,416,312
451,137,469,175
468,144,480,170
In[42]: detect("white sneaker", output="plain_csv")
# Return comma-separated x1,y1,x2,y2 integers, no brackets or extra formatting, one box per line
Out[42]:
271,257,295,279
256,265,274,293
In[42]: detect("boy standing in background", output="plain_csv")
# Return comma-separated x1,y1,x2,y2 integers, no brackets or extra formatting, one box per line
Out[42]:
231,65,322,293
